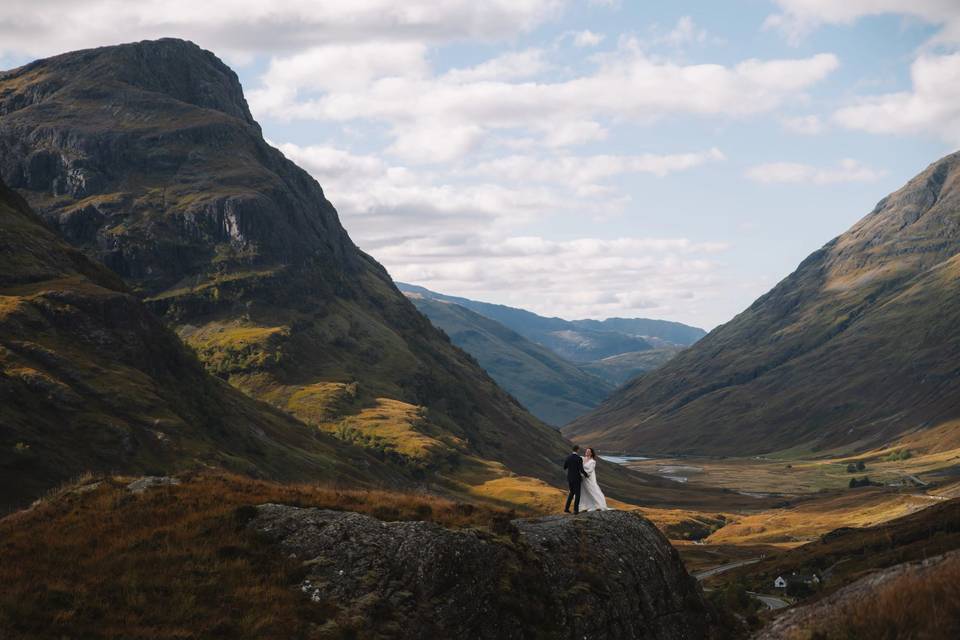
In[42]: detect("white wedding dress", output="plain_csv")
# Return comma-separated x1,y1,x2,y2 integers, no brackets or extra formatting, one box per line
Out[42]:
579,457,610,511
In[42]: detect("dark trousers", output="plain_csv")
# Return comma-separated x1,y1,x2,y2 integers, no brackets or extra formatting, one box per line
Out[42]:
565,479,582,513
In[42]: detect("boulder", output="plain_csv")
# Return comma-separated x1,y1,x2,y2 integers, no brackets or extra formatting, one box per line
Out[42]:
251,505,711,639
126,476,180,493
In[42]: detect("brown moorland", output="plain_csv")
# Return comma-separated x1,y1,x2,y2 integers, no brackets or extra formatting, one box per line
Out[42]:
0,473,516,639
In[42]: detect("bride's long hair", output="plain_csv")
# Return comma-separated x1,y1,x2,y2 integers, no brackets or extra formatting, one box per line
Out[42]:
584,447,596,459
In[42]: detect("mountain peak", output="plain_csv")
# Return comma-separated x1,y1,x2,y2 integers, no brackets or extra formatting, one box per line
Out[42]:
1,38,255,126
566,149,960,456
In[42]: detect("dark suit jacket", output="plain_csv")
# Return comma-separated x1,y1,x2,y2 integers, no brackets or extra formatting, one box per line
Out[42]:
563,453,587,484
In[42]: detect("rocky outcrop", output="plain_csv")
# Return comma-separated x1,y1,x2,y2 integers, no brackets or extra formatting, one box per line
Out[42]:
251,506,711,640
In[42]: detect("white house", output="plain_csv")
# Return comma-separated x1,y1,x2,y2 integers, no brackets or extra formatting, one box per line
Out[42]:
774,572,820,589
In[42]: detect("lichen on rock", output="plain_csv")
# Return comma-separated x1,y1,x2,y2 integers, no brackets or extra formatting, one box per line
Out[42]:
251,505,712,639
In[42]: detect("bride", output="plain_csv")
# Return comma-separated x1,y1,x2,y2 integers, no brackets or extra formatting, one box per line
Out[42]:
579,447,610,511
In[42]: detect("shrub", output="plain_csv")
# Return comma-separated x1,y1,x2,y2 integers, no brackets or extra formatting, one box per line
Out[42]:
884,450,912,462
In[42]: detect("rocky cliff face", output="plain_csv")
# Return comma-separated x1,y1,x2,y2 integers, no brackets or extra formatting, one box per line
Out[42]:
567,151,960,456
252,506,712,639
0,177,399,511
0,39,578,490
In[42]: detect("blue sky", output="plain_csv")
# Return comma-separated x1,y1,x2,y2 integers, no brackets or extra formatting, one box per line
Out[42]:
3,1,960,329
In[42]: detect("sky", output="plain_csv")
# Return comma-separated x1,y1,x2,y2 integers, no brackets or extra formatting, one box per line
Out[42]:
3,2,960,329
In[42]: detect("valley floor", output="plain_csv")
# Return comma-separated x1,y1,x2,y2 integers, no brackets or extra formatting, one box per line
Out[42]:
604,440,960,572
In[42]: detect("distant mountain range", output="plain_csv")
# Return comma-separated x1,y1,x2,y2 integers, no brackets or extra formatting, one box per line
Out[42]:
399,283,705,362
566,151,960,456
404,294,614,426
400,283,705,425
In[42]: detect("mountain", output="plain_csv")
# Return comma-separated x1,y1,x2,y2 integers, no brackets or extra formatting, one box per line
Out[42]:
0,39,577,493
404,293,613,425
566,151,960,456
396,283,705,362
0,178,399,512
579,347,684,387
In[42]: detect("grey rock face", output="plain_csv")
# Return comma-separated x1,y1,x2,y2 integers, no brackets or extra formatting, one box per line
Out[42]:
126,476,181,493
251,505,711,640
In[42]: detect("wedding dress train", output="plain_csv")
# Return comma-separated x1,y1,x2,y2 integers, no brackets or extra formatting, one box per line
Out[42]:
579,457,610,511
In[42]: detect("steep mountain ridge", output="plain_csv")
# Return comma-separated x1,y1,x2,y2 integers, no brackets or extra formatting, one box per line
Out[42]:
404,293,613,425
0,39,664,502
566,151,960,455
0,177,400,511
0,40,568,481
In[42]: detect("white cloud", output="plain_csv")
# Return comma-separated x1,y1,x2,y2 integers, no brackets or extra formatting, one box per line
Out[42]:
658,16,709,47
253,46,838,162
469,149,725,187
388,122,486,163
442,49,550,83
0,0,564,60
277,141,731,323
386,234,730,323
745,158,885,184
572,30,605,47
782,114,826,134
765,0,960,46
832,53,960,143
539,120,609,147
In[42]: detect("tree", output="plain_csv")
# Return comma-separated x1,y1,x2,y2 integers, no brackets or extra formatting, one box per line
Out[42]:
846,463,857,473
856,460,866,471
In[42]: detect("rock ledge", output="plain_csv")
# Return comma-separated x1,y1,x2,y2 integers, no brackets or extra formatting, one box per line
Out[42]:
251,505,710,640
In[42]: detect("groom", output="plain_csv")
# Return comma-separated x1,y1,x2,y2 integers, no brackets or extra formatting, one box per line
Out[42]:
563,445,589,514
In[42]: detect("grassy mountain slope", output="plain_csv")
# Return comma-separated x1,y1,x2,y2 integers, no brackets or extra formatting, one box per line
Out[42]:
0,179,401,512
580,347,684,387
567,151,960,456
0,39,570,485
404,293,613,425
0,39,688,507
398,283,705,361
729,495,960,592
727,497,960,639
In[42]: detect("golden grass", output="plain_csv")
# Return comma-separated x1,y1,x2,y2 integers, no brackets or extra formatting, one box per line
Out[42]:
284,381,357,423
467,472,567,514
624,447,960,494
327,397,465,462
794,553,960,640
0,473,513,639
708,488,936,545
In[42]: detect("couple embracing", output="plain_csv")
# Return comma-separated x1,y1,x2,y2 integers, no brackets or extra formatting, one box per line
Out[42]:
563,445,609,513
